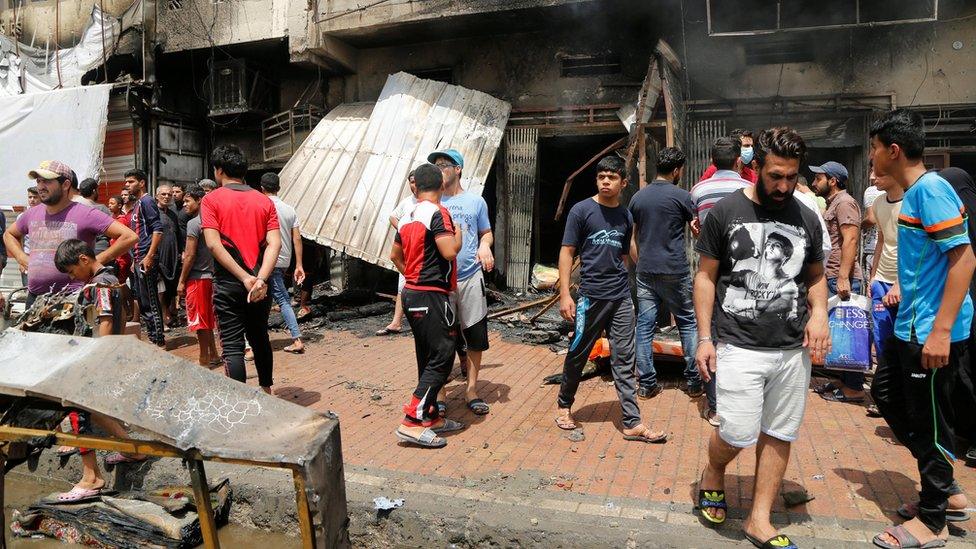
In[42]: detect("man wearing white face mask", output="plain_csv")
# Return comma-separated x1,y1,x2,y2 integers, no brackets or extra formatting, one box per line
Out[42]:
699,129,759,184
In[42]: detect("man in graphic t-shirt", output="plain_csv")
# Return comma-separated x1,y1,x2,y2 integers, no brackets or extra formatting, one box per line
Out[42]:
201,145,281,394
430,149,495,416
3,160,136,307
554,155,667,445
869,109,975,549
694,128,829,549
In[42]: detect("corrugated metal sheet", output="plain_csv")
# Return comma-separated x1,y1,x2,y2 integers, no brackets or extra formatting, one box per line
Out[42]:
279,72,511,270
503,128,538,290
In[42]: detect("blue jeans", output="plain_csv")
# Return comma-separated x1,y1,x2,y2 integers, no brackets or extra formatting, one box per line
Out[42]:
827,277,864,392
270,268,301,339
635,273,714,408
870,280,898,366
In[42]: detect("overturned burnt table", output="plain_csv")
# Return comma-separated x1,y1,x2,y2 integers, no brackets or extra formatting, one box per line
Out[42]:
0,329,349,549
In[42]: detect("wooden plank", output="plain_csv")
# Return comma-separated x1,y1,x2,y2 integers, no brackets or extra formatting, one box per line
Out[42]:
662,70,676,147
293,470,317,549
638,130,648,188
625,58,660,176
188,460,221,549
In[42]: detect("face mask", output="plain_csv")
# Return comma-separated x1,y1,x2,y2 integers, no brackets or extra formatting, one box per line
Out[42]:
740,147,754,164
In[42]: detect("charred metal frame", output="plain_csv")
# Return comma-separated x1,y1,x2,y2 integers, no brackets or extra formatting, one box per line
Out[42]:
706,0,939,37
0,425,318,549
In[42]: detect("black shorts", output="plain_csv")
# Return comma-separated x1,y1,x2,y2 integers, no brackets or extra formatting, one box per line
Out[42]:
459,316,489,353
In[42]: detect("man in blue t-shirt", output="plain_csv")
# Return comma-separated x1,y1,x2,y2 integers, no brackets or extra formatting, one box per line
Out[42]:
869,109,976,549
124,168,166,347
554,155,667,444
429,149,495,416
629,147,709,415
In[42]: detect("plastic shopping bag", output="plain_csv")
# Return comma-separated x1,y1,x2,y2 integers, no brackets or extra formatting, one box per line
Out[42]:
823,294,871,372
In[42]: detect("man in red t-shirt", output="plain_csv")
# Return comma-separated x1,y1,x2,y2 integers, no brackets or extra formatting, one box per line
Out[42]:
200,145,281,393
699,129,759,184
390,163,465,448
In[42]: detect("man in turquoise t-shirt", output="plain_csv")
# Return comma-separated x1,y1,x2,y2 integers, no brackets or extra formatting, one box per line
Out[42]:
429,149,495,417
869,109,976,549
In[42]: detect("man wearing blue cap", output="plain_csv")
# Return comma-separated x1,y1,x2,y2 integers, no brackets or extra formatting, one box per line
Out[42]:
428,148,494,416
810,160,866,403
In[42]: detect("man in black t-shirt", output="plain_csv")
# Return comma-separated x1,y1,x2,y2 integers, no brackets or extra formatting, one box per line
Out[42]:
693,128,829,549
554,156,667,444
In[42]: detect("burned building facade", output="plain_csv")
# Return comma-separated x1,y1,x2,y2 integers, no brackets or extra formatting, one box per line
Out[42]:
3,0,976,289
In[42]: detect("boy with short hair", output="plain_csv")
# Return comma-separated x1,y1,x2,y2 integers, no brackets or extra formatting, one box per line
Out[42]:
555,155,666,444
177,186,219,367
390,163,465,448
53,239,145,501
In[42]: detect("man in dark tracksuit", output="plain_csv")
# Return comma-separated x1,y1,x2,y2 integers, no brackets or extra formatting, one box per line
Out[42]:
869,109,976,548
391,163,465,448
554,155,666,444
124,169,166,347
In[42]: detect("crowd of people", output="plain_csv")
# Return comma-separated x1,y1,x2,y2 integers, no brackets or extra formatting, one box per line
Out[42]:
388,110,976,549
0,145,311,500
3,107,976,548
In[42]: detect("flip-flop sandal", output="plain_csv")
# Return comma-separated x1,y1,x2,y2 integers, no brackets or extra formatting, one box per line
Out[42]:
466,399,490,415
872,525,946,549
554,413,577,431
375,327,402,336
813,381,839,394
745,533,798,549
623,426,668,444
104,452,148,466
56,447,79,457
897,502,970,522
431,419,465,434
697,473,727,525
283,346,305,354
436,401,447,416
866,405,883,418
56,486,103,503
395,427,447,448
820,388,865,403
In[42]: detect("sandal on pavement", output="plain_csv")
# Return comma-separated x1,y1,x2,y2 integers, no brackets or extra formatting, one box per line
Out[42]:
820,388,865,403
105,452,148,466
283,345,305,354
697,473,727,525
436,401,447,416
872,525,946,549
467,399,490,415
375,327,402,336
623,425,667,444
745,533,798,549
897,502,970,522
555,411,577,430
431,419,465,434
867,405,883,418
813,381,838,395
56,486,103,503
395,427,447,448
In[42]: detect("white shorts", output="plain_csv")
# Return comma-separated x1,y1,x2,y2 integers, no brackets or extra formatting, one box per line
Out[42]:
715,342,812,448
451,269,488,330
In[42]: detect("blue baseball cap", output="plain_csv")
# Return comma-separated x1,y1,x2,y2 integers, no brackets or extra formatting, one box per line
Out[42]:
427,149,464,168
809,161,849,186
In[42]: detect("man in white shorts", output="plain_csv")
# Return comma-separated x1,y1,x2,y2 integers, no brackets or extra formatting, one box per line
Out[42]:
693,127,830,549
430,149,494,417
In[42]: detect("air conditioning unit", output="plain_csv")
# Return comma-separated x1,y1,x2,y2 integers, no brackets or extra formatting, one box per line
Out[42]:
207,59,276,118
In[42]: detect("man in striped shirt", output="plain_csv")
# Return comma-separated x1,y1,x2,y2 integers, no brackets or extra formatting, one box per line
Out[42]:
691,137,753,225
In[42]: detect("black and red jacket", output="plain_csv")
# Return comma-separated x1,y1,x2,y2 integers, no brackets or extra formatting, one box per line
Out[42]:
395,200,457,293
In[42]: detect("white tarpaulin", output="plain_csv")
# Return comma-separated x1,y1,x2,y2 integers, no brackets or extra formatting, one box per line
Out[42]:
0,84,111,208
0,5,123,97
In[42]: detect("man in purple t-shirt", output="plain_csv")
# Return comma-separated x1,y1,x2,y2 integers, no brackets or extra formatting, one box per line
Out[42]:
3,160,137,306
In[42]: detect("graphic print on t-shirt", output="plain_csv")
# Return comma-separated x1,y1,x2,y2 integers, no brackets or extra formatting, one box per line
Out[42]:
721,221,809,321
587,229,625,248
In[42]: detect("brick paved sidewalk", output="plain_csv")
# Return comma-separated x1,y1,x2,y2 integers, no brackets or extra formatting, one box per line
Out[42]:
169,325,976,545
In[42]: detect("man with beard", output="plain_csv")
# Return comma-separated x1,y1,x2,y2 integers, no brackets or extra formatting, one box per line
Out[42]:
3,160,137,307
694,128,829,549
809,160,866,404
